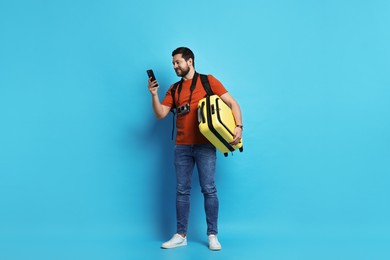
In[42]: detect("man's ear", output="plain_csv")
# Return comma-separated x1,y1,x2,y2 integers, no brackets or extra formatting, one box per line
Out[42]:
188,58,193,66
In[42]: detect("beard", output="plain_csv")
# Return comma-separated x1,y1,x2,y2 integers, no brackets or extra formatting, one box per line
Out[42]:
175,66,190,77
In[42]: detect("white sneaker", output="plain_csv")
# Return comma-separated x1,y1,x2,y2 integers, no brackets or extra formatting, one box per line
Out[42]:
208,234,222,251
161,234,187,249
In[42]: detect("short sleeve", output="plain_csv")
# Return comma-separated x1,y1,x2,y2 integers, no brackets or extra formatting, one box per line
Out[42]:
208,75,228,96
161,85,174,108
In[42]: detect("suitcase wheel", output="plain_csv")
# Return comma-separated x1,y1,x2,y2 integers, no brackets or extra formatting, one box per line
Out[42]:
239,147,243,152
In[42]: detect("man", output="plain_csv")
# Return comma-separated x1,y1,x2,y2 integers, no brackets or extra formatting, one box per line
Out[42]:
147,47,243,251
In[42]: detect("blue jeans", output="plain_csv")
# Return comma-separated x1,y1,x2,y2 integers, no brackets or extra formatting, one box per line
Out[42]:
174,143,219,236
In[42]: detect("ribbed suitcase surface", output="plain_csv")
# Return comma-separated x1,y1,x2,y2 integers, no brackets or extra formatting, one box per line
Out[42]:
198,95,243,155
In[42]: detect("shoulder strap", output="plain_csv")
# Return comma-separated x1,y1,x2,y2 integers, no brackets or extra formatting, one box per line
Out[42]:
200,74,213,96
170,81,180,140
170,80,181,110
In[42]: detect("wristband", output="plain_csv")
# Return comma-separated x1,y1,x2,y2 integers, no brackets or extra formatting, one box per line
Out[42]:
236,125,243,130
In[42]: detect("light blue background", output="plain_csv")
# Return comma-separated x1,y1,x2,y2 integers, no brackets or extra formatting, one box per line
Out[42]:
1,0,389,259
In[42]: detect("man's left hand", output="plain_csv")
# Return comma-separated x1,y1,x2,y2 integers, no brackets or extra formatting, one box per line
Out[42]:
229,127,242,145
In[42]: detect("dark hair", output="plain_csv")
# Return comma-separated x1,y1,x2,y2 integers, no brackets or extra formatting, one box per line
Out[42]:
172,47,195,68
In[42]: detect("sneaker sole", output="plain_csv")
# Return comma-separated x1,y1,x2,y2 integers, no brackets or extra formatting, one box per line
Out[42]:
161,241,187,249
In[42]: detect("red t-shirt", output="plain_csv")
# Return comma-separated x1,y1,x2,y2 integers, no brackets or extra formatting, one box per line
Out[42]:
162,74,228,144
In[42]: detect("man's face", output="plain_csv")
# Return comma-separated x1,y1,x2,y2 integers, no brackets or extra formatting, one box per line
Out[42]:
172,54,191,77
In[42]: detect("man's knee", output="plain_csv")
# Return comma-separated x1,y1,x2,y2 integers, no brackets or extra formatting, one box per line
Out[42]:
201,185,217,196
176,184,191,196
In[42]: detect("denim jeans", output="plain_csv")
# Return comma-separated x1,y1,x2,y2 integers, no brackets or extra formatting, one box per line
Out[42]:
174,143,219,236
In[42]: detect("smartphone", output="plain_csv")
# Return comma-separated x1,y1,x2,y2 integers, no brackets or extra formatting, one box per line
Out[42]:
146,69,158,87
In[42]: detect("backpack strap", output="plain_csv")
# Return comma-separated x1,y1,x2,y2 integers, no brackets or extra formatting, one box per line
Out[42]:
170,80,181,111
170,80,181,140
200,74,213,96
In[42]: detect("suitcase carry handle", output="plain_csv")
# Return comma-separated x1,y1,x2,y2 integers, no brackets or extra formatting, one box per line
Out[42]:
198,101,206,123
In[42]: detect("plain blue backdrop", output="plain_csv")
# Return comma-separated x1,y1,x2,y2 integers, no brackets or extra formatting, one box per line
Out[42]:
1,0,389,259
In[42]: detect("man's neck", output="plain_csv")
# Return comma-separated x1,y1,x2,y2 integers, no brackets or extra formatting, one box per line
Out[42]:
182,69,195,81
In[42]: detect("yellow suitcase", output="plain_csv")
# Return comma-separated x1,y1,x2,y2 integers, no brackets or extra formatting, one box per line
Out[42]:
198,95,243,156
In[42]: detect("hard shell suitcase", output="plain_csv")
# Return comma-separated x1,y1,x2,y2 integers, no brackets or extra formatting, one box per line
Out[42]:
198,95,243,156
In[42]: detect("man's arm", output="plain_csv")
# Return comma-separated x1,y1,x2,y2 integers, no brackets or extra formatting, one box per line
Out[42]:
220,92,243,145
148,78,171,120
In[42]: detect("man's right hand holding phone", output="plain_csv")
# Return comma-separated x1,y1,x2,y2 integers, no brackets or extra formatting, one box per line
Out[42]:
148,77,159,96
147,70,170,119
147,69,159,96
